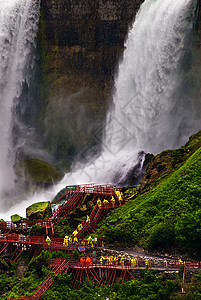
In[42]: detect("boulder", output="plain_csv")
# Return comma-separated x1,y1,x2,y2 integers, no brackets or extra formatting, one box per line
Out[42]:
26,201,52,220
11,214,22,222
15,158,64,187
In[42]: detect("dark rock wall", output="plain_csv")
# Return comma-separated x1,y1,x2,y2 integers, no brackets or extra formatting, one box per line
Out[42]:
38,0,144,170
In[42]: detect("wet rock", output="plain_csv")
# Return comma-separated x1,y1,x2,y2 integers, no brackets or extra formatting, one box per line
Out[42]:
141,130,201,192
15,158,64,187
11,214,22,222
26,201,52,220
38,0,145,169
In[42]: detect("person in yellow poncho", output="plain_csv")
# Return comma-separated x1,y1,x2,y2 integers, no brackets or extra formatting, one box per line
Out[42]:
120,257,124,266
73,230,78,243
87,235,93,246
63,235,69,246
111,196,115,207
46,236,51,245
114,256,118,265
103,199,109,206
77,223,83,231
115,190,120,197
116,190,123,205
97,199,102,207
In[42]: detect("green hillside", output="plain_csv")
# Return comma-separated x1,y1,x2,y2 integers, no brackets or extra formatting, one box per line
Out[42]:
97,135,201,257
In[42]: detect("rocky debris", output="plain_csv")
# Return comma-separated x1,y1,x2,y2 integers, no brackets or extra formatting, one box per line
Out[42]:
26,201,52,220
29,224,46,236
52,187,66,203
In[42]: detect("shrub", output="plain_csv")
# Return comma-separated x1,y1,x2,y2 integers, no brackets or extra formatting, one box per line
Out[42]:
148,223,176,251
29,224,46,236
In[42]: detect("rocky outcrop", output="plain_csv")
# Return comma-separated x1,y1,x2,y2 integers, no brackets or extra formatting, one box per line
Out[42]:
15,158,64,187
140,131,201,192
11,215,22,222
38,0,144,169
26,201,52,220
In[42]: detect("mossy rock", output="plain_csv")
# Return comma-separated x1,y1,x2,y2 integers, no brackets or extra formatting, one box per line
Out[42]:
11,214,22,222
26,201,52,220
15,158,64,186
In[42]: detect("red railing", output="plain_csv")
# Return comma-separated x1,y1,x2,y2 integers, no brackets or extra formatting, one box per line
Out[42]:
0,232,100,249
0,220,53,234
52,184,116,205
48,257,201,271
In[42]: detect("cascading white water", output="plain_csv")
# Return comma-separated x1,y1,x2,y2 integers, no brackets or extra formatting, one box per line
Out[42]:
107,0,199,155
0,0,201,219
61,0,200,185
0,0,40,198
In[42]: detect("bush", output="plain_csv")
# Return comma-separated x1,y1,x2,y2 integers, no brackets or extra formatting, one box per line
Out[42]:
29,250,51,277
148,223,176,251
29,224,46,236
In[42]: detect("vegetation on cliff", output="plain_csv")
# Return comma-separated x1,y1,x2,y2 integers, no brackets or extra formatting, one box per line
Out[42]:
96,131,201,257
11,215,22,223
2,132,201,298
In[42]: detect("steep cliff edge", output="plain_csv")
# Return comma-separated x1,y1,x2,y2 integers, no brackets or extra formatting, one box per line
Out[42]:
38,0,144,169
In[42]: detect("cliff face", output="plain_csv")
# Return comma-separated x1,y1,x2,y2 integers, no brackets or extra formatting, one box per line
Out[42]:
38,0,201,171
38,0,144,169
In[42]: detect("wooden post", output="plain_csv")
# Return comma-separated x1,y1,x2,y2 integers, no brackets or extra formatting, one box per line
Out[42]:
182,261,186,293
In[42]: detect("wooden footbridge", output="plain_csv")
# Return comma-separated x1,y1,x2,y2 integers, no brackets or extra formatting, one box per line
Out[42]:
0,184,122,235
9,256,201,300
0,185,123,261
48,184,121,225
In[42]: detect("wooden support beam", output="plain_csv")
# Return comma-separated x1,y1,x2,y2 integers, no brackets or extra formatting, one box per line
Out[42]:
72,268,80,289
107,267,115,286
111,268,117,286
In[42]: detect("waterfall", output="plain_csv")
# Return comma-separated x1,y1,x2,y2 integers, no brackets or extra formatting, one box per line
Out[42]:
0,0,201,219
107,0,200,155
0,0,40,200
61,0,200,186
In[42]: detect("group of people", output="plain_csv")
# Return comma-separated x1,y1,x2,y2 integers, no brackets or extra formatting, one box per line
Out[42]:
99,256,139,266
63,222,84,246
96,190,124,209
62,234,98,247
46,188,124,249
80,256,92,267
